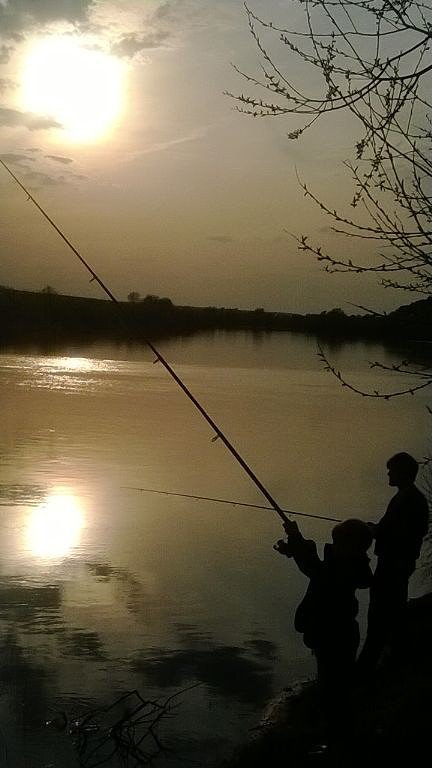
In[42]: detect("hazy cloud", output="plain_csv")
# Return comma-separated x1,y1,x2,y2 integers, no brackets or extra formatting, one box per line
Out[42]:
0,106,60,130
0,76,14,91
67,172,88,181
152,0,206,29
45,154,74,164
133,632,275,705
207,235,234,243
0,152,91,187
109,1,203,60
111,29,171,58
0,0,95,40
0,581,61,624
134,126,208,157
22,169,65,187
60,629,106,660
0,152,35,165
0,44,12,62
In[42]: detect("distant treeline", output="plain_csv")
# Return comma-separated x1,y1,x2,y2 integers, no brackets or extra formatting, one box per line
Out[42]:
1,285,432,346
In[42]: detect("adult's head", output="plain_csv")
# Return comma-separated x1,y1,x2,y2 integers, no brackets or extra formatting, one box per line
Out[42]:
387,452,418,488
332,518,373,558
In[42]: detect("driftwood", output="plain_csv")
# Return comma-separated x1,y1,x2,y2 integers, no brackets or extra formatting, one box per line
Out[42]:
47,684,199,767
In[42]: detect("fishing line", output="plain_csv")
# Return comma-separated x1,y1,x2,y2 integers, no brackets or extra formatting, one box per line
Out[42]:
1,159,292,523
123,486,341,523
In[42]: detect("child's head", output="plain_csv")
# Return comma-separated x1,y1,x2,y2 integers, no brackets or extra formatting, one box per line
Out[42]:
331,518,373,558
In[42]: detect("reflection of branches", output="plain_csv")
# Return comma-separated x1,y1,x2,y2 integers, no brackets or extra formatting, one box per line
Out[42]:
47,685,200,768
318,345,432,399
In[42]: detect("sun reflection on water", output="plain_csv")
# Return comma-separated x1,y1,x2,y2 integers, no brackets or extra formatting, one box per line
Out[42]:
27,489,84,559
44,357,95,372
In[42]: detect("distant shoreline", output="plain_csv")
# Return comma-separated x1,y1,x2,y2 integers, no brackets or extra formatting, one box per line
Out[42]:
1,285,432,348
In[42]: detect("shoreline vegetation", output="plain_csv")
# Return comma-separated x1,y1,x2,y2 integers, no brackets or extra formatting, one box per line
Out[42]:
1,285,432,348
222,592,432,768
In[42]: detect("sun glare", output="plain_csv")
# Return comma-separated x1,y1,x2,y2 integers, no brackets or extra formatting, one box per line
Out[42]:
28,490,84,559
21,36,124,142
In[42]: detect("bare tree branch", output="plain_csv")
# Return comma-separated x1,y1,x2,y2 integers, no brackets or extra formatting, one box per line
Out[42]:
232,0,432,399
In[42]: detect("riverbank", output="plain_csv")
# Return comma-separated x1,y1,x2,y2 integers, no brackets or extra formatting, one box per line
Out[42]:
2,284,432,345
223,592,432,767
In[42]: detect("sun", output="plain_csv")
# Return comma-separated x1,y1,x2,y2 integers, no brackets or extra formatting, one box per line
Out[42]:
21,36,125,143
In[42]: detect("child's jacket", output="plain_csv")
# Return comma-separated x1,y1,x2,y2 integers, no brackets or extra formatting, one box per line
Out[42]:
290,532,372,650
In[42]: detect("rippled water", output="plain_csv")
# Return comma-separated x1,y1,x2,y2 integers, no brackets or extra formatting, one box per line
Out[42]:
0,332,430,766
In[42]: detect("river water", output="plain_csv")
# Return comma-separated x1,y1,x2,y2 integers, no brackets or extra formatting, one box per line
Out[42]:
0,331,430,766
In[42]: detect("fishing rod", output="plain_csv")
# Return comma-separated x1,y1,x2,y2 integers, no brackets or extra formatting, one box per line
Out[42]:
124,486,341,523
1,158,291,523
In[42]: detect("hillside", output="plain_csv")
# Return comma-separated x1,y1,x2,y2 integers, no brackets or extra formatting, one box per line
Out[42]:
1,285,432,345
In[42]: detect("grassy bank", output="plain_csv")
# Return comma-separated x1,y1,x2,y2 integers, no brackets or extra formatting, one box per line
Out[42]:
223,592,432,768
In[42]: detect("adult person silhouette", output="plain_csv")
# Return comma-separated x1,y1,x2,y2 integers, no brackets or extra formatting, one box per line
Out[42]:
358,452,429,672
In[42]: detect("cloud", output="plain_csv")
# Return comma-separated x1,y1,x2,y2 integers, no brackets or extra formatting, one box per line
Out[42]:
207,235,234,243
109,1,201,60
0,151,35,165
0,44,12,62
60,629,106,660
67,172,88,181
22,169,65,187
0,581,61,624
152,0,203,28
0,150,86,188
133,631,275,705
0,106,60,130
0,76,14,91
153,1,178,21
0,0,96,40
84,560,150,617
131,126,208,157
111,29,171,58
45,154,73,164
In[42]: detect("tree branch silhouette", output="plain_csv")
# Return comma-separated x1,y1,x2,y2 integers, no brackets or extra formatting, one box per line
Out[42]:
229,0,432,398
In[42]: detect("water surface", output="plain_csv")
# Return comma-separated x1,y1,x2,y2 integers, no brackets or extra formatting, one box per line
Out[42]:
0,332,430,766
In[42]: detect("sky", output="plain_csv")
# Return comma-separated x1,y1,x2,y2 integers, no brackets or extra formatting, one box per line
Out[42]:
0,0,407,313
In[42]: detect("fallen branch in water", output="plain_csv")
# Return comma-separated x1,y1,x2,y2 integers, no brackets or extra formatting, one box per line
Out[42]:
46,683,201,767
